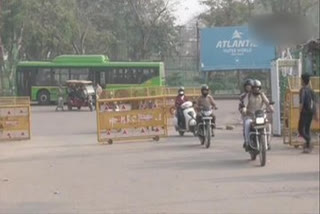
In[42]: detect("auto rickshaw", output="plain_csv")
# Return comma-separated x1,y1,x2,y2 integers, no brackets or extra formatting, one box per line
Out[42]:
66,80,95,111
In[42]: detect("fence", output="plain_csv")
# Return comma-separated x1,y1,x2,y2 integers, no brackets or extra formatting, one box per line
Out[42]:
0,97,31,141
96,96,168,144
99,87,201,129
283,77,320,147
100,86,200,99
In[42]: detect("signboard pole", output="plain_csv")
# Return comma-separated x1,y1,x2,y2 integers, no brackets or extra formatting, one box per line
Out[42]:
196,21,200,73
271,60,281,136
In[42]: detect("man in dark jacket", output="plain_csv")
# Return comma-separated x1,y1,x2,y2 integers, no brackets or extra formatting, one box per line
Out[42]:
299,73,318,153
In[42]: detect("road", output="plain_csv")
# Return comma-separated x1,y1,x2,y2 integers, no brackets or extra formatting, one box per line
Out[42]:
0,100,319,214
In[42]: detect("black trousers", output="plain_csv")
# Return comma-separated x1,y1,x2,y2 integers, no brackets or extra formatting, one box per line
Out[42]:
176,108,185,127
298,112,313,147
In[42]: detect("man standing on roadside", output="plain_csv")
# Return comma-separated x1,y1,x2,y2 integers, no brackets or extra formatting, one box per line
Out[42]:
299,73,318,153
96,83,103,100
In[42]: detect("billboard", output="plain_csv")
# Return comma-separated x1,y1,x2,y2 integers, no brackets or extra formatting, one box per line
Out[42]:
200,26,275,71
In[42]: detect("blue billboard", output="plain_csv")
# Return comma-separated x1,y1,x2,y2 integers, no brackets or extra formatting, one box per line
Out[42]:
200,26,275,71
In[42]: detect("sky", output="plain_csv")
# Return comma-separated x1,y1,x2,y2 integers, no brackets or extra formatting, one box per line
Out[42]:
172,0,207,25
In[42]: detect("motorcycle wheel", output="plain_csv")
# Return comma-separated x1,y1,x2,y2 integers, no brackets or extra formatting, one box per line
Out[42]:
179,131,185,136
259,134,267,167
205,124,211,149
267,123,272,150
250,152,257,160
199,136,205,145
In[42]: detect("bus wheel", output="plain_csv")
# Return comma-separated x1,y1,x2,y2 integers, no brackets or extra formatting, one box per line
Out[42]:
38,90,50,105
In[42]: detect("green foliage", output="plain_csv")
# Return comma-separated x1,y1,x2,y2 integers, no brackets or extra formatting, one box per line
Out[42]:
166,72,184,87
256,0,318,15
199,0,252,27
0,0,179,93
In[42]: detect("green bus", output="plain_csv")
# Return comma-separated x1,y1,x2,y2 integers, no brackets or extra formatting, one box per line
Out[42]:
16,55,165,104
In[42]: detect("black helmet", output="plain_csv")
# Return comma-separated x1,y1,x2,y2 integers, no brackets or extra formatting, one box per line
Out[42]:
244,79,254,87
178,86,185,95
201,84,209,91
201,84,209,96
252,80,262,89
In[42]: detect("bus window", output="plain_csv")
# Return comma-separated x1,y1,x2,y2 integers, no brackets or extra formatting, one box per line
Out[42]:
16,68,30,96
52,70,59,86
70,68,89,80
60,69,69,84
36,68,52,86
53,68,69,85
120,69,125,83
136,69,144,84
143,69,150,82
129,69,136,84
100,71,106,85
115,69,122,83
123,69,129,84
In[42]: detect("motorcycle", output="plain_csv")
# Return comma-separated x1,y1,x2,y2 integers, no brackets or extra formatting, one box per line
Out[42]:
247,106,273,167
174,101,197,136
197,107,215,148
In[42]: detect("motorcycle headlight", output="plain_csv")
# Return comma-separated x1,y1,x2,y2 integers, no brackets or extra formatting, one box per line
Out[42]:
255,117,265,125
202,110,213,116
189,120,197,126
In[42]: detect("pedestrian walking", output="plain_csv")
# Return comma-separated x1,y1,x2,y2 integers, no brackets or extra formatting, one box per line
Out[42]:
298,73,318,153
56,85,65,111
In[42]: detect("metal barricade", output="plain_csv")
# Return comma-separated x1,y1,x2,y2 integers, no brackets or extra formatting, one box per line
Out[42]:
0,97,31,141
283,77,320,147
96,96,168,144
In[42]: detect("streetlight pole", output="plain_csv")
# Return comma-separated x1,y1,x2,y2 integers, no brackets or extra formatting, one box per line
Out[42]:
196,20,200,74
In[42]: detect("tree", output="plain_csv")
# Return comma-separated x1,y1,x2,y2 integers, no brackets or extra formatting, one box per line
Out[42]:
256,0,318,16
0,0,179,94
0,0,26,93
251,0,319,46
22,0,77,60
127,0,178,60
199,0,252,27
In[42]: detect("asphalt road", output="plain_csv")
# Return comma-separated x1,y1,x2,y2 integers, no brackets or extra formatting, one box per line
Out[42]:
0,100,319,214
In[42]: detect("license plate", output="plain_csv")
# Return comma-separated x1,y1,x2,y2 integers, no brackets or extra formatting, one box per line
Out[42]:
202,117,212,120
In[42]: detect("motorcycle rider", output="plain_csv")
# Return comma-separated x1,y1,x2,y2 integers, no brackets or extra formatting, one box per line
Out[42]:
239,79,254,113
175,87,188,128
196,85,218,132
239,79,254,145
240,80,274,150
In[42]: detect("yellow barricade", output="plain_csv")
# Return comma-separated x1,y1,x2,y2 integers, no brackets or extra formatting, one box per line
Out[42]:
283,77,320,147
96,96,168,144
0,97,31,141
